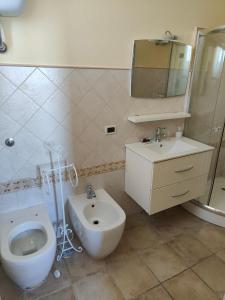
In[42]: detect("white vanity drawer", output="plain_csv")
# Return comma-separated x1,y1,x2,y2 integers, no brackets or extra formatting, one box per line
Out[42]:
150,175,207,214
152,151,212,188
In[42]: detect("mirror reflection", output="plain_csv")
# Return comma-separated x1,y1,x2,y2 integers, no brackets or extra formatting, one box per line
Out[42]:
131,39,192,98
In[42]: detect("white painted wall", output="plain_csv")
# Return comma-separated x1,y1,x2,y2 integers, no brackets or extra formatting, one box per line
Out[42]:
1,0,225,67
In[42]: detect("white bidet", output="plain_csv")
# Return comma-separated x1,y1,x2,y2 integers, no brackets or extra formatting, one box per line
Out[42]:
68,189,126,259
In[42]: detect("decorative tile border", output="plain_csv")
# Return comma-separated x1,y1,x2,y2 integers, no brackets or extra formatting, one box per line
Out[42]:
0,178,39,195
0,161,125,195
78,160,125,177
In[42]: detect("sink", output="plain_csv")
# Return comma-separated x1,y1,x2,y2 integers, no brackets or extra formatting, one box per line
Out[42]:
145,139,197,155
126,137,214,162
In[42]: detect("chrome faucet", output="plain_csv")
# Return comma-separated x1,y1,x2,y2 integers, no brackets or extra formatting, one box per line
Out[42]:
86,184,96,199
155,127,166,142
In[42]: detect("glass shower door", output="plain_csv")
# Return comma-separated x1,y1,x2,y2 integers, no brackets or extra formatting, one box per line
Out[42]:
210,127,225,210
185,31,225,205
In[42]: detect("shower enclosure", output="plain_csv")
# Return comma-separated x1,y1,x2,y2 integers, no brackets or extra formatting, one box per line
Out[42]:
185,26,225,220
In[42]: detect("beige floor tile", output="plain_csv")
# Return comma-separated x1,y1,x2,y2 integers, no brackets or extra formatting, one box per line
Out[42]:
106,252,158,299
150,206,205,240
135,285,172,300
25,260,71,300
126,224,163,251
65,250,106,281
39,286,75,300
191,223,225,253
73,272,124,300
169,234,212,267
106,232,134,259
126,211,150,230
192,255,225,298
0,266,24,300
139,244,187,282
163,269,218,300
216,248,225,262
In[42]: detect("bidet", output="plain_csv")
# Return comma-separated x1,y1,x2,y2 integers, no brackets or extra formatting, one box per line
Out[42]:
68,189,126,259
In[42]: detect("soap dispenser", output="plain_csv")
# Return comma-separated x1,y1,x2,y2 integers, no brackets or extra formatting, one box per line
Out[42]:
176,126,183,139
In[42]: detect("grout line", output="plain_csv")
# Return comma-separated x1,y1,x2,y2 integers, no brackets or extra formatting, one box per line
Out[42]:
191,264,220,298
0,66,36,89
0,86,18,109
132,228,224,298
0,67,37,112
38,67,73,90
17,69,58,108
158,253,219,299
29,283,72,300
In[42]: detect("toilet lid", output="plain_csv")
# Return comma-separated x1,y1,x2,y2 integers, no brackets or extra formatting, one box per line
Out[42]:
10,229,47,256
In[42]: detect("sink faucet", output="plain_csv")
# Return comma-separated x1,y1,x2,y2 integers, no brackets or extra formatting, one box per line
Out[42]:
155,127,166,142
86,184,96,199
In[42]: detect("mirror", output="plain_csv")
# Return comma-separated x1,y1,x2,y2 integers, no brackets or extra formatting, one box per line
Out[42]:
131,39,192,98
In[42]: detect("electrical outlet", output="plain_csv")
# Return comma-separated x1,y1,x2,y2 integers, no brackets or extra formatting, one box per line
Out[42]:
105,125,117,135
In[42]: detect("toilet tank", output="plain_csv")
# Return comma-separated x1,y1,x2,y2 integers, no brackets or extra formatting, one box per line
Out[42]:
0,0,26,16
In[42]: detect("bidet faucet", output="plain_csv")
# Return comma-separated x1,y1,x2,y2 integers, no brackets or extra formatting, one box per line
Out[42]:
155,127,166,142
86,184,96,199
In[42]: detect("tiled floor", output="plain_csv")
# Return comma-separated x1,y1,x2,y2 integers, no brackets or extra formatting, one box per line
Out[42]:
1,206,225,299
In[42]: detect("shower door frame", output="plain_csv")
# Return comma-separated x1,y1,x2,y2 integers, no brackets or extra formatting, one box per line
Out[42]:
186,25,225,210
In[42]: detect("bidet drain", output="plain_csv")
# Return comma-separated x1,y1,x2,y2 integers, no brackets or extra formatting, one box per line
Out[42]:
93,220,99,225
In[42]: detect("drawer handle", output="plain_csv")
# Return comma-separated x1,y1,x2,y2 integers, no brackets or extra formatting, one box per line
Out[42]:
172,190,190,198
175,165,193,173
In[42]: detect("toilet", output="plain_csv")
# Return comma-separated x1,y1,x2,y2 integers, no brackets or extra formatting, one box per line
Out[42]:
68,189,126,259
0,204,56,290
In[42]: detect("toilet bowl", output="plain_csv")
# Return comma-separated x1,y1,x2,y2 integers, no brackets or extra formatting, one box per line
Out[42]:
68,189,126,259
0,204,56,290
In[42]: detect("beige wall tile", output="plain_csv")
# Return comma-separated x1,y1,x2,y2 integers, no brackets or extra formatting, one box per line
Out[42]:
2,89,39,126
0,65,184,215
20,69,56,106
0,73,17,105
39,67,73,87
0,66,35,86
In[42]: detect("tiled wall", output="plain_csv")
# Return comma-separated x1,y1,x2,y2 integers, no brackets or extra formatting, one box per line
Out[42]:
0,66,185,218
0,66,184,182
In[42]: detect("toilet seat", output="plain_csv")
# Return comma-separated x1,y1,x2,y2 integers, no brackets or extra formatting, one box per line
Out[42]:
10,227,47,257
1,221,55,262
0,204,56,289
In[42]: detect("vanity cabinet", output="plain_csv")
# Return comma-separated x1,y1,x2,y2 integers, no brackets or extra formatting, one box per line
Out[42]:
125,143,213,215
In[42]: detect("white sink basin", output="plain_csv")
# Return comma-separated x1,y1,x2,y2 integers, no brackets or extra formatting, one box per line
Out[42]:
145,139,197,155
126,137,214,162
